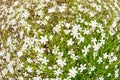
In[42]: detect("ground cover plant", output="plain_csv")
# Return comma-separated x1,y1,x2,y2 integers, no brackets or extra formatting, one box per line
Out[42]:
0,0,120,80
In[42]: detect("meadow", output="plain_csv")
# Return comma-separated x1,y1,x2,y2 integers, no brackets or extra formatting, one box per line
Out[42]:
0,0,120,80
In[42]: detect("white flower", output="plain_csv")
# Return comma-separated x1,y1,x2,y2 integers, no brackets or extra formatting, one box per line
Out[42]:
112,55,118,61
7,64,14,74
19,30,24,39
99,76,104,80
41,57,49,65
109,28,115,36
57,52,63,58
23,72,28,77
17,51,23,57
68,67,77,78
96,5,101,12
112,21,117,27
18,76,24,80
91,20,97,28
45,0,50,2
78,64,86,72
68,49,74,55
1,68,8,77
115,65,118,69
33,76,41,80
52,45,59,54
115,69,119,78
90,66,96,71
0,51,4,57
65,23,70,28
97,0,101,3
78,35,84,44
117,34,120,41
93,43,101,51
67,38,74,46
70,54,78,60
109,52,114,57
53,24,61,34
105,65,109,70
27,58,33,63
6,37,12,46
103,53,108,59
38,10,43,17
2,0,7,2
13,1,19,6
26,66,33,73
34,47,45,54
54,68,63,76
48,7,56,13
83,29,90,35
49,35,53,40
97,57,102,64
36,70,42,75
18,62,24,68
82,46,89,56
100,39,105,45
40,35,48,45
56,59,66,67
91,38,97,44
45,16,50,20
71,25,80,38
22,10,30,18
58,4,67,13
107,73,111,77
89,12,95,17
9,19,16,25
108,55,118,64
64,30,71,34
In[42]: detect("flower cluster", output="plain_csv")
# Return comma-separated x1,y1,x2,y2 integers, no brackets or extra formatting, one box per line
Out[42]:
0,0,120,80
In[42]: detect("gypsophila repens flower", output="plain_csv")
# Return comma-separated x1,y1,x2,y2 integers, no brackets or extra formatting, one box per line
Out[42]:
0,0,120,80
